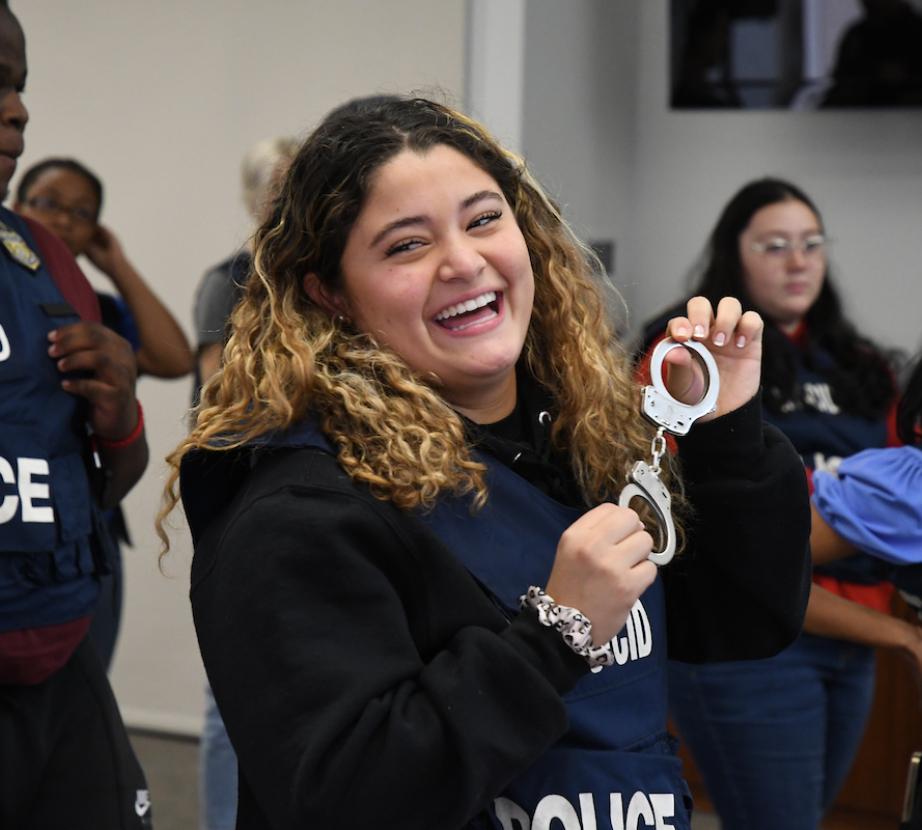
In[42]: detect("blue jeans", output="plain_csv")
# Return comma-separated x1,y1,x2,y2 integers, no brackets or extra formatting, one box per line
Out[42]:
200,683,237,830
668,634,875,830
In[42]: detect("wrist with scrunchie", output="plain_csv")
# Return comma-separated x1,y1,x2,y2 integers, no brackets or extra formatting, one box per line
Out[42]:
520,586,615,670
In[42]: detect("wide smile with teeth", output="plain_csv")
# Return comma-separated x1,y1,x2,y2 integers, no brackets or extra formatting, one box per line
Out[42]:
433,290,500,331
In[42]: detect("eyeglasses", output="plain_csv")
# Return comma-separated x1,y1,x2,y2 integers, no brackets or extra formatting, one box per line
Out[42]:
23,195,96,225
750,234,827,258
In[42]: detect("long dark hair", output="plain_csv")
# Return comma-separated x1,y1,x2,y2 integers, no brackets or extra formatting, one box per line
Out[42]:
691,177,894,418
898,355,922,446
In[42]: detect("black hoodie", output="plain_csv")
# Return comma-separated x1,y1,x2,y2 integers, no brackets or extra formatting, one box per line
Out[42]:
180,393,811,829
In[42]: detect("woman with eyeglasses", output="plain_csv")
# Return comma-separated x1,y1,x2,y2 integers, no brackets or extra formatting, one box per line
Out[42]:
13,157,193,671
15,158,192,381
640,177,905,830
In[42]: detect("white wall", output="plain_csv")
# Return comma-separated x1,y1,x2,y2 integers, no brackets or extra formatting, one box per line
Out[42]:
465,0,526,153
521,0,641,321
520,2,922,357
14,0,465,735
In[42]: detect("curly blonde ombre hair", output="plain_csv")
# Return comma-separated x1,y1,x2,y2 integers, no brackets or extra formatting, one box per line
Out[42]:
161,95,676,540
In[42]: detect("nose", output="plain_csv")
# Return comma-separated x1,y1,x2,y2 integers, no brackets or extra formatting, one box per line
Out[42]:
437,234,485,282
0,89,28,132
787,246,808,269
47,207,73,233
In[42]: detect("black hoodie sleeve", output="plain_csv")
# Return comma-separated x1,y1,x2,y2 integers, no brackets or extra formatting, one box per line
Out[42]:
188,448,587,830
663,393,813,662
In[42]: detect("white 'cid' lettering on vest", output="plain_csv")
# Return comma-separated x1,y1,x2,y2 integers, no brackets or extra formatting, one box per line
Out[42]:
0,322,10,362
607,599,653,666
0,456,54,524
495,791,676,830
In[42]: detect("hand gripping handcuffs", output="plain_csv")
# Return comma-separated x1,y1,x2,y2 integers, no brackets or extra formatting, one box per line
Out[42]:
619,338,720,567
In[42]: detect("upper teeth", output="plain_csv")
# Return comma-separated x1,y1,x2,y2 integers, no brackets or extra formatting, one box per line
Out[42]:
435,291,497,321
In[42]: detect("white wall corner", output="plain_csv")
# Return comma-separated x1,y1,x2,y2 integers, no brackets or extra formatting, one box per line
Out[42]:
464,0,526,153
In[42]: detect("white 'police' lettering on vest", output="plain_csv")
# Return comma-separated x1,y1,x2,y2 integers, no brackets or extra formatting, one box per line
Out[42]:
606,599,652,666
0,322,10,362
0,456,54,524
495,791,676,830
802,382,840,415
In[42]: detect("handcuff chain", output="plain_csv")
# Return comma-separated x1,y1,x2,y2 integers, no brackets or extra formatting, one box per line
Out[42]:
649,427,667,475
620,338,720,567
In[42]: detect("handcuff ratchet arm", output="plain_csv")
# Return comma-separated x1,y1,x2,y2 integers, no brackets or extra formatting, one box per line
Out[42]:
623,337,720,567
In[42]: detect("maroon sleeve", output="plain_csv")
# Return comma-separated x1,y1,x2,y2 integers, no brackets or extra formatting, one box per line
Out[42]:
22,215,100,323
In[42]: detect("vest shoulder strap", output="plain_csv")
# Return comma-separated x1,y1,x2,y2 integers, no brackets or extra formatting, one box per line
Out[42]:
20,215,100,322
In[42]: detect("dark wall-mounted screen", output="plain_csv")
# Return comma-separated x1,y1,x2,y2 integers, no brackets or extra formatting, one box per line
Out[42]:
671,0,922,109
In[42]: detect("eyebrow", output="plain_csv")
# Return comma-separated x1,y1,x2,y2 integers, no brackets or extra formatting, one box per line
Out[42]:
369,189,504,248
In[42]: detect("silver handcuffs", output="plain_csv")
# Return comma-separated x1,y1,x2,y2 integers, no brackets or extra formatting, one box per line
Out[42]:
618,338,720,566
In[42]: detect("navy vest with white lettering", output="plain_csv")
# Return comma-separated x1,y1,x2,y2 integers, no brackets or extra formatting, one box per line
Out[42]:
0,207,102,632
266,420,691,830
763,347,890,586
763,348,888,472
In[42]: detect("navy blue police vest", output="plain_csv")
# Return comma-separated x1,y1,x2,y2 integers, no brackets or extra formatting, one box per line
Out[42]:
763,348,890,586
762,348,888,473
0,208,103,632
266,420,692,830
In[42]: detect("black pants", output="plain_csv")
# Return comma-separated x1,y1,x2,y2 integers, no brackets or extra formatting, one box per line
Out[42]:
0,636,152,829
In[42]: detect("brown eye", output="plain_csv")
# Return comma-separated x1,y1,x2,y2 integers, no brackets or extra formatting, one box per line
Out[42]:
468,211,501,230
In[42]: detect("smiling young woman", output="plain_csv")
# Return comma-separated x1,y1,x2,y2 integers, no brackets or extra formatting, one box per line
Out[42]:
305,144,535,423
160,96,811,830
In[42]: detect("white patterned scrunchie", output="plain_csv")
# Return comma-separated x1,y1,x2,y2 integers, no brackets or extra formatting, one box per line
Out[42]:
520,586,615,670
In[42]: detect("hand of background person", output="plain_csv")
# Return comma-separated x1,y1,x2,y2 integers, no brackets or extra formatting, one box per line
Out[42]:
83,224,194,379
545,503,657,645
48,321,138,441
663,295,764,420
84,223,130,280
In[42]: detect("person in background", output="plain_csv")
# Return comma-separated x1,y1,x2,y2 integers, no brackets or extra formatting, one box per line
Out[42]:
642,177,901,830
821,0,922,107
15,156,192,670
810,351,922,655
15,158,192,379
162,95,811,829
0,1,151,825
193,137,299,393
192,135,297,830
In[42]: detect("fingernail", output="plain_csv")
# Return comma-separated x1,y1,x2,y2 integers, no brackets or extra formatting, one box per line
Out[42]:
713,332,726,347
736,335,747,348
673,325,690,338
693,325,705,338
47,330,58,342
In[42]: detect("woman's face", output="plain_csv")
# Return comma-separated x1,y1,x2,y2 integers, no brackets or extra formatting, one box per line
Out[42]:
332,144,535,422
16,167,99,256
738,198,826,333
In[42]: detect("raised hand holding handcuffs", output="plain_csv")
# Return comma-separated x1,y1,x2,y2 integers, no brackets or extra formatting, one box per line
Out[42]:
620,337,720,566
